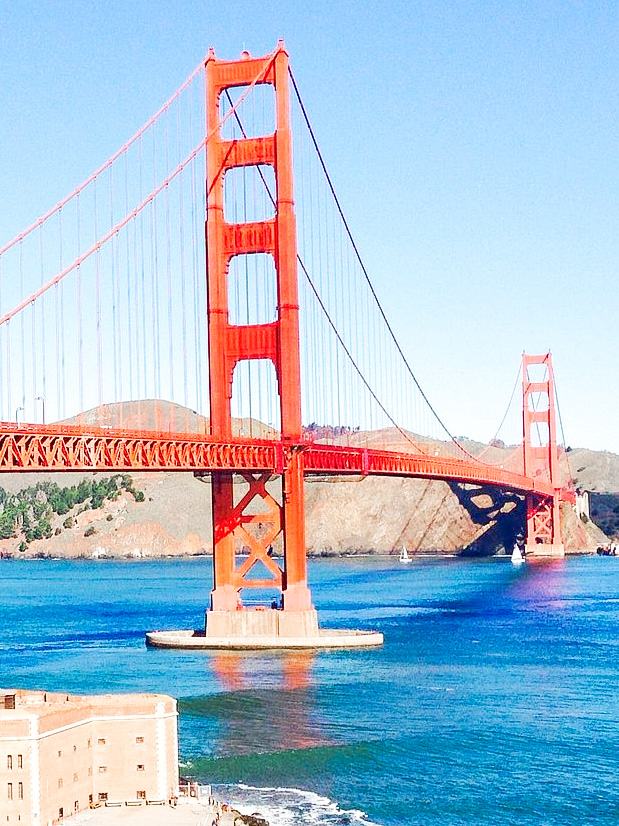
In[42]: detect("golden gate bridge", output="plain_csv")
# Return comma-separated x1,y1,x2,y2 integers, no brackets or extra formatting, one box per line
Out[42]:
0,42,571,643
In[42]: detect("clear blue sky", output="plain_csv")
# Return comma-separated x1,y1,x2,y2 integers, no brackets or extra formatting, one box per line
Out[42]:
0,0,617,452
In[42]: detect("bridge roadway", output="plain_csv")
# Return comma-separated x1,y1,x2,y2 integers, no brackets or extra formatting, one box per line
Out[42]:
0,423,555,499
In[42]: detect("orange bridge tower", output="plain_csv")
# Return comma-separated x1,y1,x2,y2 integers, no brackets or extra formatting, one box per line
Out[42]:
204,42,316,638
522,352,564,556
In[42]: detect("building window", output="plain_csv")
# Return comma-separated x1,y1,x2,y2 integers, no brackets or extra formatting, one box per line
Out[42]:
57,749,62,758
135,736,144,744
98,766,107,774
136,764,145,771
17,754,22,769
137,790,146,799
7,782,12,800
73,745,77,753
98,792,108,802
7,755,12,770
87,739,91,748
73,772,78,782
88,767,92,776
97,738,106,745
18,782,23,800
58,778,63,788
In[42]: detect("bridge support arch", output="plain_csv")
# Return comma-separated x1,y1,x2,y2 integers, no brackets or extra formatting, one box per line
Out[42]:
522,353,564,557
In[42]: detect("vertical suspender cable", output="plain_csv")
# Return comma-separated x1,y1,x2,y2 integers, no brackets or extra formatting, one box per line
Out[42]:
178,105,189,432
76,195,84,416
190,136,201,422
94,178,103,408
165,106,174,411
132,210,140,423
59,209,65,419
125,150,134,405
152,139,161,415
139,137,148,405
19,241,25,409
39,225,46,417
0,256,3,419
6,319,11,420
109,164,118,405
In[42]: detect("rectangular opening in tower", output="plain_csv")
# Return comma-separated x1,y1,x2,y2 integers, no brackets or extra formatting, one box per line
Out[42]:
231,358,281,437
224,164,276,224
526,362,549,384
219,83,276,141
527,390,549,412
227,253,277,326
528,420,550,448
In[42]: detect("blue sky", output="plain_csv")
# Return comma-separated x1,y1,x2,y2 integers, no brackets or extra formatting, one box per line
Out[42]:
0,0,617,452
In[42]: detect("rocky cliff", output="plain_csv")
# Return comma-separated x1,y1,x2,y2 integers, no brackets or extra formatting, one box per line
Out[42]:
0,402,614,559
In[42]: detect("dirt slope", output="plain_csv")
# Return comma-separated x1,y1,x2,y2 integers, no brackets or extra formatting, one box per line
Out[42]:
0,402,615,558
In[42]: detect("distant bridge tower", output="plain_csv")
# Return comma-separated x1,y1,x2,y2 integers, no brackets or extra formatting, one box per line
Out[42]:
204,42,317,637
522,352,564,556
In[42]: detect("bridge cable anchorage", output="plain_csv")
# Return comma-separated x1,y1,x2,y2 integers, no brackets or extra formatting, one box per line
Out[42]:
222,87,427,455
0,55,275,332
289,67,508,465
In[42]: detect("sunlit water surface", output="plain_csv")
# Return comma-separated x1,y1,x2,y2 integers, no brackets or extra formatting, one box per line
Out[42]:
1,556,619,825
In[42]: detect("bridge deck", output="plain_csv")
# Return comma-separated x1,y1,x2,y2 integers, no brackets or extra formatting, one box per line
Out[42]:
0,424,554,498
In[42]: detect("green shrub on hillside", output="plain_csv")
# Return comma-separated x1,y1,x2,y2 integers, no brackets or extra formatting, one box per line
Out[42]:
0,475,144,548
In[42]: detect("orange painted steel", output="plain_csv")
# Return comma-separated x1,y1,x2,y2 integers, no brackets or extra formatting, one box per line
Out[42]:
303,443,555,497
0,424,554,502
522,352,562,550
0,423,278,472
205,43,310,611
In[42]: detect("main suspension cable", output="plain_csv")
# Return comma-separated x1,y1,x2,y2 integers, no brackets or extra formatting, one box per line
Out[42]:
289,67,497,463
223,88,427,453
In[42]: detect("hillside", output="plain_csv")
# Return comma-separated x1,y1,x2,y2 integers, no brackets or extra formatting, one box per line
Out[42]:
0,401,614,558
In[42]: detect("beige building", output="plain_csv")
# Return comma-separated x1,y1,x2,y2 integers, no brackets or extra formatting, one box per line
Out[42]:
0,689,178,825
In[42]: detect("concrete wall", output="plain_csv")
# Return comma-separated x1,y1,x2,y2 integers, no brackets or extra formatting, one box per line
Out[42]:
0,691,178,825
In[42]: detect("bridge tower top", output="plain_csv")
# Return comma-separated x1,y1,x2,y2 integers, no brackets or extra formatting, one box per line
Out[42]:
205,40,302,442
522,352,560,486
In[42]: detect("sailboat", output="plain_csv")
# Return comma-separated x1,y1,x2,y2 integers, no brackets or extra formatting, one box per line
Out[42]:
511,545,525,565
399,545,412,564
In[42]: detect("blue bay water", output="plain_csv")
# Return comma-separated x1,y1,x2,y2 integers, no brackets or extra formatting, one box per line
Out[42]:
1,556,619,825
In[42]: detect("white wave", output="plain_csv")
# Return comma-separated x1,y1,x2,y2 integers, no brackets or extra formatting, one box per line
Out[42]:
212,783,383,826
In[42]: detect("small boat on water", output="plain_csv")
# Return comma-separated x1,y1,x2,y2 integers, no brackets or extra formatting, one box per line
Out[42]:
399,545,412,564
511,546,525,565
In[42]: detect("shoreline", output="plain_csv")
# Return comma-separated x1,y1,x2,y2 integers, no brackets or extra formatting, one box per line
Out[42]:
65,791,266,826
0,549,461,562
0,547,599,562
0,548,598,562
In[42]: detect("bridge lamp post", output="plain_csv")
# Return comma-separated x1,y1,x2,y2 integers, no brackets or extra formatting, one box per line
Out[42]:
35,396,45,424
15,406,24,423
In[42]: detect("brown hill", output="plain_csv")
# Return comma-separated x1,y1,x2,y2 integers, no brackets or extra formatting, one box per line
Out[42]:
0,401,614,559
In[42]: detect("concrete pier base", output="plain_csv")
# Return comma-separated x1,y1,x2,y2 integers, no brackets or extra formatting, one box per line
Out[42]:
146,608,383,650
205,608,319,639
526,543,565,558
